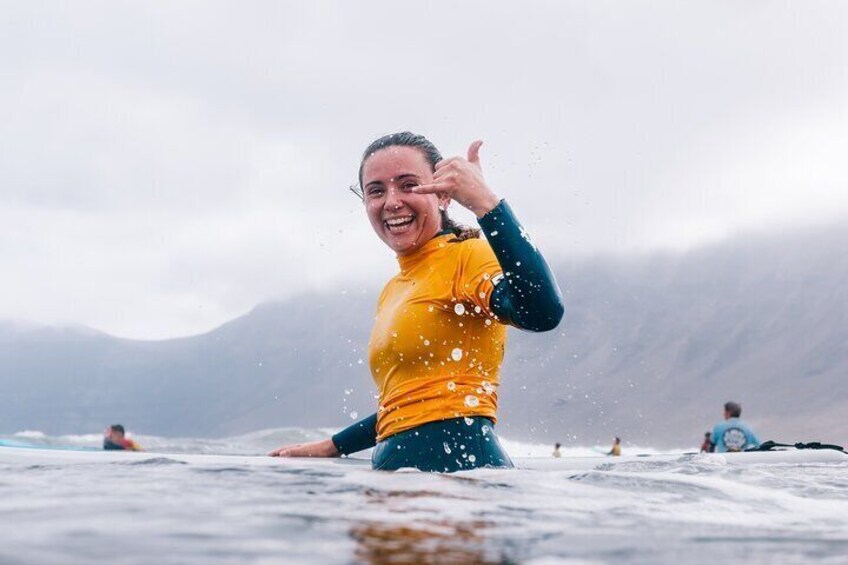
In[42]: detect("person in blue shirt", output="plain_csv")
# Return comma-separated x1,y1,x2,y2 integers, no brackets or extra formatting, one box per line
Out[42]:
711,401,760,452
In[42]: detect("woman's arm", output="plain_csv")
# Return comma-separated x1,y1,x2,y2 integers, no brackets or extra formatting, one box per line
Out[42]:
267,438,339,457
267,412,377,457
412,140,563,332
478,200,564,332
331,412,378,455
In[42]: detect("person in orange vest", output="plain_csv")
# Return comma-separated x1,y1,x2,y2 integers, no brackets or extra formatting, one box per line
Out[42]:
103,424,142,451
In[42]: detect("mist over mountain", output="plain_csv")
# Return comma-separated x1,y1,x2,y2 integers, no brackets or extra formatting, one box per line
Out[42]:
2,222,846,448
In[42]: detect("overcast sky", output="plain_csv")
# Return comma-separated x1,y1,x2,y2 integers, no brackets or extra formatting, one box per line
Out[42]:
1,1,847,339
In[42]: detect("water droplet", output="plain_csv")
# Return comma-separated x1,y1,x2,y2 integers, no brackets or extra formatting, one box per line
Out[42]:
447,381,456,391
464,395,479,408
451,348,463,361
483,273,490,280
344,389,352,395
464,417,474,426
484,319,492,326
357,358,363,364
474,306,481,314
454,303,465,316
490,230,499,236
350,411,358,419
428,305,435,312
423,340,430,346
443,442,452,454
482,381,496,395
468,454,476,463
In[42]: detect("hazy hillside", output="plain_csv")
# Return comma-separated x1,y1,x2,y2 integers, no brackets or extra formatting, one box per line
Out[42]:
1,222,846,448
498,223,848,447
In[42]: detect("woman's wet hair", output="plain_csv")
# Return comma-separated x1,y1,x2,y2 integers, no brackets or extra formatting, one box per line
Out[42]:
357,131,480,242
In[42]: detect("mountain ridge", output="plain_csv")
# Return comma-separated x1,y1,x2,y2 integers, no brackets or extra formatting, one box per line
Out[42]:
2,222,846,448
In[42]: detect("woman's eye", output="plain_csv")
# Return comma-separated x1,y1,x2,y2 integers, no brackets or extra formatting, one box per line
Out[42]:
366,187,383,197
401,182,417,191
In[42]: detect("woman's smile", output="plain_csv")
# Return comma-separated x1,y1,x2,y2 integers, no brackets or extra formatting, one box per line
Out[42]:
361,146,443,255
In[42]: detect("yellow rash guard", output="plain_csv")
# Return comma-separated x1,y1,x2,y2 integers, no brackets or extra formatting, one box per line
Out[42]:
370,233,507,441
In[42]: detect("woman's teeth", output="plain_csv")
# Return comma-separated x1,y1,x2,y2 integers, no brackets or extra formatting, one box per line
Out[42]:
385,216,415,232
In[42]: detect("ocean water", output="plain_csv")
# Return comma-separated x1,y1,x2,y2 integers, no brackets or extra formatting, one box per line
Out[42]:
1,429,847,565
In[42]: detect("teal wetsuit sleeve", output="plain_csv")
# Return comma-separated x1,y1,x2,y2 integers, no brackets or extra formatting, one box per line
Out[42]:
331,412,377,455
478,200,565,332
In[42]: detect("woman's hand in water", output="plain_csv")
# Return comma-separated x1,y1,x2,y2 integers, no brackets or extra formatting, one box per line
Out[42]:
267,438,340,458
413,140,501,218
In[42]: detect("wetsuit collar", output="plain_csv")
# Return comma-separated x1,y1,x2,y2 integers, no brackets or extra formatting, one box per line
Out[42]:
396,232,453,275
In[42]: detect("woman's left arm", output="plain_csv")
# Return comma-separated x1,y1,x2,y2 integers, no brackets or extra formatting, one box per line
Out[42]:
478,200,564,332
413,140,564,332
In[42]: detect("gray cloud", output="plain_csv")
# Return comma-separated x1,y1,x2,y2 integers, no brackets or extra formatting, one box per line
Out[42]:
1,1,847,338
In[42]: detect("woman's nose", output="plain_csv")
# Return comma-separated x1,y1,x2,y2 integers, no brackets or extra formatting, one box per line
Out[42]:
383,186,403,209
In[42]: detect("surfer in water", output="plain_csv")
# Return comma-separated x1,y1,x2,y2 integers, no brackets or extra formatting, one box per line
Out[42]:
103,424,142,451
711,401,760,453
268,132,563,472
608,436,621,456
700,432,713,453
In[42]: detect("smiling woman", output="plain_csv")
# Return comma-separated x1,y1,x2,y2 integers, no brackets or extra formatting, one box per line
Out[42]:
269,132,564,472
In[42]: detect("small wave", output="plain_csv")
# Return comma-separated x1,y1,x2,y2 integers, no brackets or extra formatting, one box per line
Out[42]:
57,434,104,443
498,436,692,458
13,430,46,439
122,457,187,466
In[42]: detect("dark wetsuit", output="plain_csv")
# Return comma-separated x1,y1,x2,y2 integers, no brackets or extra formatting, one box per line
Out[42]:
334,200,563,472
103,438,139,451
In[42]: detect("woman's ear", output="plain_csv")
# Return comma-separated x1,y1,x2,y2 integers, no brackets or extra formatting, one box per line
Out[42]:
438,194,451,212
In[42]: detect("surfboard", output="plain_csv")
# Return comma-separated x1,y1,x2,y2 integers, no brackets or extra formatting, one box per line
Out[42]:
1,441,845,470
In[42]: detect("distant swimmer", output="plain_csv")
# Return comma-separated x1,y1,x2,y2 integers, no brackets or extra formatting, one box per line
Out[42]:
267,132,564,472
608,437,621,456
700,432,714,453
103,424,142,451
552,443,562,458
711,402,760,453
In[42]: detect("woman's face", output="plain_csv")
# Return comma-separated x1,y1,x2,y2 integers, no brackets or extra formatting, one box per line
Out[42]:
360,146,449,256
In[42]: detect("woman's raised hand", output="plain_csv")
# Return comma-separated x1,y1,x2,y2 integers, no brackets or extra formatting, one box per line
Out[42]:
267,438,340,458
413,140,501,218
